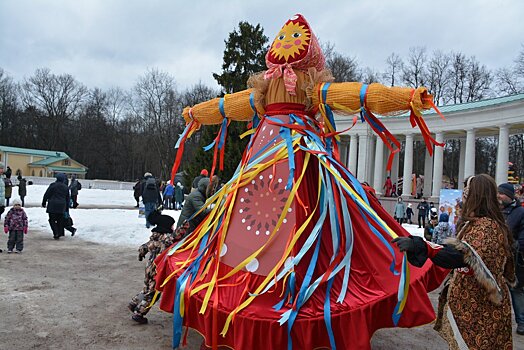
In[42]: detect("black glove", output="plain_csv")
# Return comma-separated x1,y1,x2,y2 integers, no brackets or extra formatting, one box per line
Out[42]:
391,237,415,253
0,206,4,215
138,255,144,262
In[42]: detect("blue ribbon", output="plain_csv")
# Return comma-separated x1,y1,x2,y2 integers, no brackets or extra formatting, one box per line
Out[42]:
249,92,260,128
218,97,226,118
359,84,385,132
324,278,336,350
359,84,368,123
278,119,295,191
174,122,193,149
217,117,228,150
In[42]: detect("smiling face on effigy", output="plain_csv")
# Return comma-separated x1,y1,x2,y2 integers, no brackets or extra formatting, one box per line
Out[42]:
265,14,325,70
269,19,311,62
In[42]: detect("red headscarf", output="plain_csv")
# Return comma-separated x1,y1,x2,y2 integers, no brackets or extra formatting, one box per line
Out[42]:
264,14,325,95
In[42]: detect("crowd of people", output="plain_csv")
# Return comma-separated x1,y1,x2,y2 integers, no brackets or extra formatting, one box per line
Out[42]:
393,175,524,347
3,155,524,347
0,161,81,249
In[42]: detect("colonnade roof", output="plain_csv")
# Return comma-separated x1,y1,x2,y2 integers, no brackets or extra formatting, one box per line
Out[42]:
336,93,524,138
422,93,524,117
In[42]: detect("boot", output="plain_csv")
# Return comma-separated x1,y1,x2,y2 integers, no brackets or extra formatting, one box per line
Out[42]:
131,314,148,324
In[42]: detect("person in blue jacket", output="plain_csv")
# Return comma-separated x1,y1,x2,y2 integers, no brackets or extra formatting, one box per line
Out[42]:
163,181,174,210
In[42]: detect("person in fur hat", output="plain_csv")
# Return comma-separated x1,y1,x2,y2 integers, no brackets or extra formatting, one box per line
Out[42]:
393,174,515,349
128,208,178,324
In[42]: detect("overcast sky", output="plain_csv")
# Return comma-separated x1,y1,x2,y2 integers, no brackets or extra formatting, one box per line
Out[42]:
1,0,523,92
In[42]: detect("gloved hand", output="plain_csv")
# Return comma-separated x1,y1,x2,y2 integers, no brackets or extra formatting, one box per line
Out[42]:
23,227,28,234
391,237,415,253
3,226,8,234
41,202,46,208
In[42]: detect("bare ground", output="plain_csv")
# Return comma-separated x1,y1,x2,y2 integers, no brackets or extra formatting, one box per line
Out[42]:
0,228,522,349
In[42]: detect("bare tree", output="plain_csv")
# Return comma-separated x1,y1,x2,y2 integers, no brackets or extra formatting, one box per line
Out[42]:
105,87,128,124
509,134,524,182
130,68,184,179
475,136,497,176
361,67,380,84
449,52,470,104
182,81,219,109
516,44,524,77
426,50,451,106
495,67,522,95
495,45,524,95
20,68,88,149
448,54,492,103
402,47,427,87
383,53,403,87
0,68,20,141
466,57,492,101
326,52,362,82
321,42,362,82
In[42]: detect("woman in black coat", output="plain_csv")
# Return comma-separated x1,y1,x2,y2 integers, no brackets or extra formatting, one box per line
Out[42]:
17,175,27,207
42,173,70,240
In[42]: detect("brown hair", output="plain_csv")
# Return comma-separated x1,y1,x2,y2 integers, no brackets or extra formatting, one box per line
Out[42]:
457,174,513,258
206,175,220,198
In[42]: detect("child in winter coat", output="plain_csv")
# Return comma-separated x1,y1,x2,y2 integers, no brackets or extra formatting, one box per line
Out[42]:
4,198,28,253
406,203,414,224
431,212,453,244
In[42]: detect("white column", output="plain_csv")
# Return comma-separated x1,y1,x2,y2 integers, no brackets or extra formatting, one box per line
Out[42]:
357,134,368,182
458,138,466,189
423,147,433,197
431,132,445,198
464,129,476,179
348,134,358,175
495,124,510,185
401,134,414,197
373,136,385,194
367,134,376,185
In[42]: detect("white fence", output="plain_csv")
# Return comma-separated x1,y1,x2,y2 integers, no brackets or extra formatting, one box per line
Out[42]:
20,176,135,191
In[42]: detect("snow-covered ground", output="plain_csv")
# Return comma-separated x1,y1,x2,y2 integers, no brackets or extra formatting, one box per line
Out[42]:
3,185,423,248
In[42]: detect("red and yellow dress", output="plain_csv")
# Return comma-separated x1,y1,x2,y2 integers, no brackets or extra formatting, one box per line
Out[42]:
154,14,448,350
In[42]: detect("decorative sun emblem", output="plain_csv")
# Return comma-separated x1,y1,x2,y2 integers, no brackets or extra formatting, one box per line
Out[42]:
269,21,311,62
238,174,289,236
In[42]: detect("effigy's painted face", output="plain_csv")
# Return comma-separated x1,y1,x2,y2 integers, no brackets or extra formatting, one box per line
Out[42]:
269,20,311,63
265,14,325,77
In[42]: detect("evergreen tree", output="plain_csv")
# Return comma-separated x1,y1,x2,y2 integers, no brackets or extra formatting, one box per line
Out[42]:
187,21,269,185
212,22,269,94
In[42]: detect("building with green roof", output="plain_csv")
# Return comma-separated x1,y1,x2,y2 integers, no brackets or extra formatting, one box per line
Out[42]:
0,146,88,178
